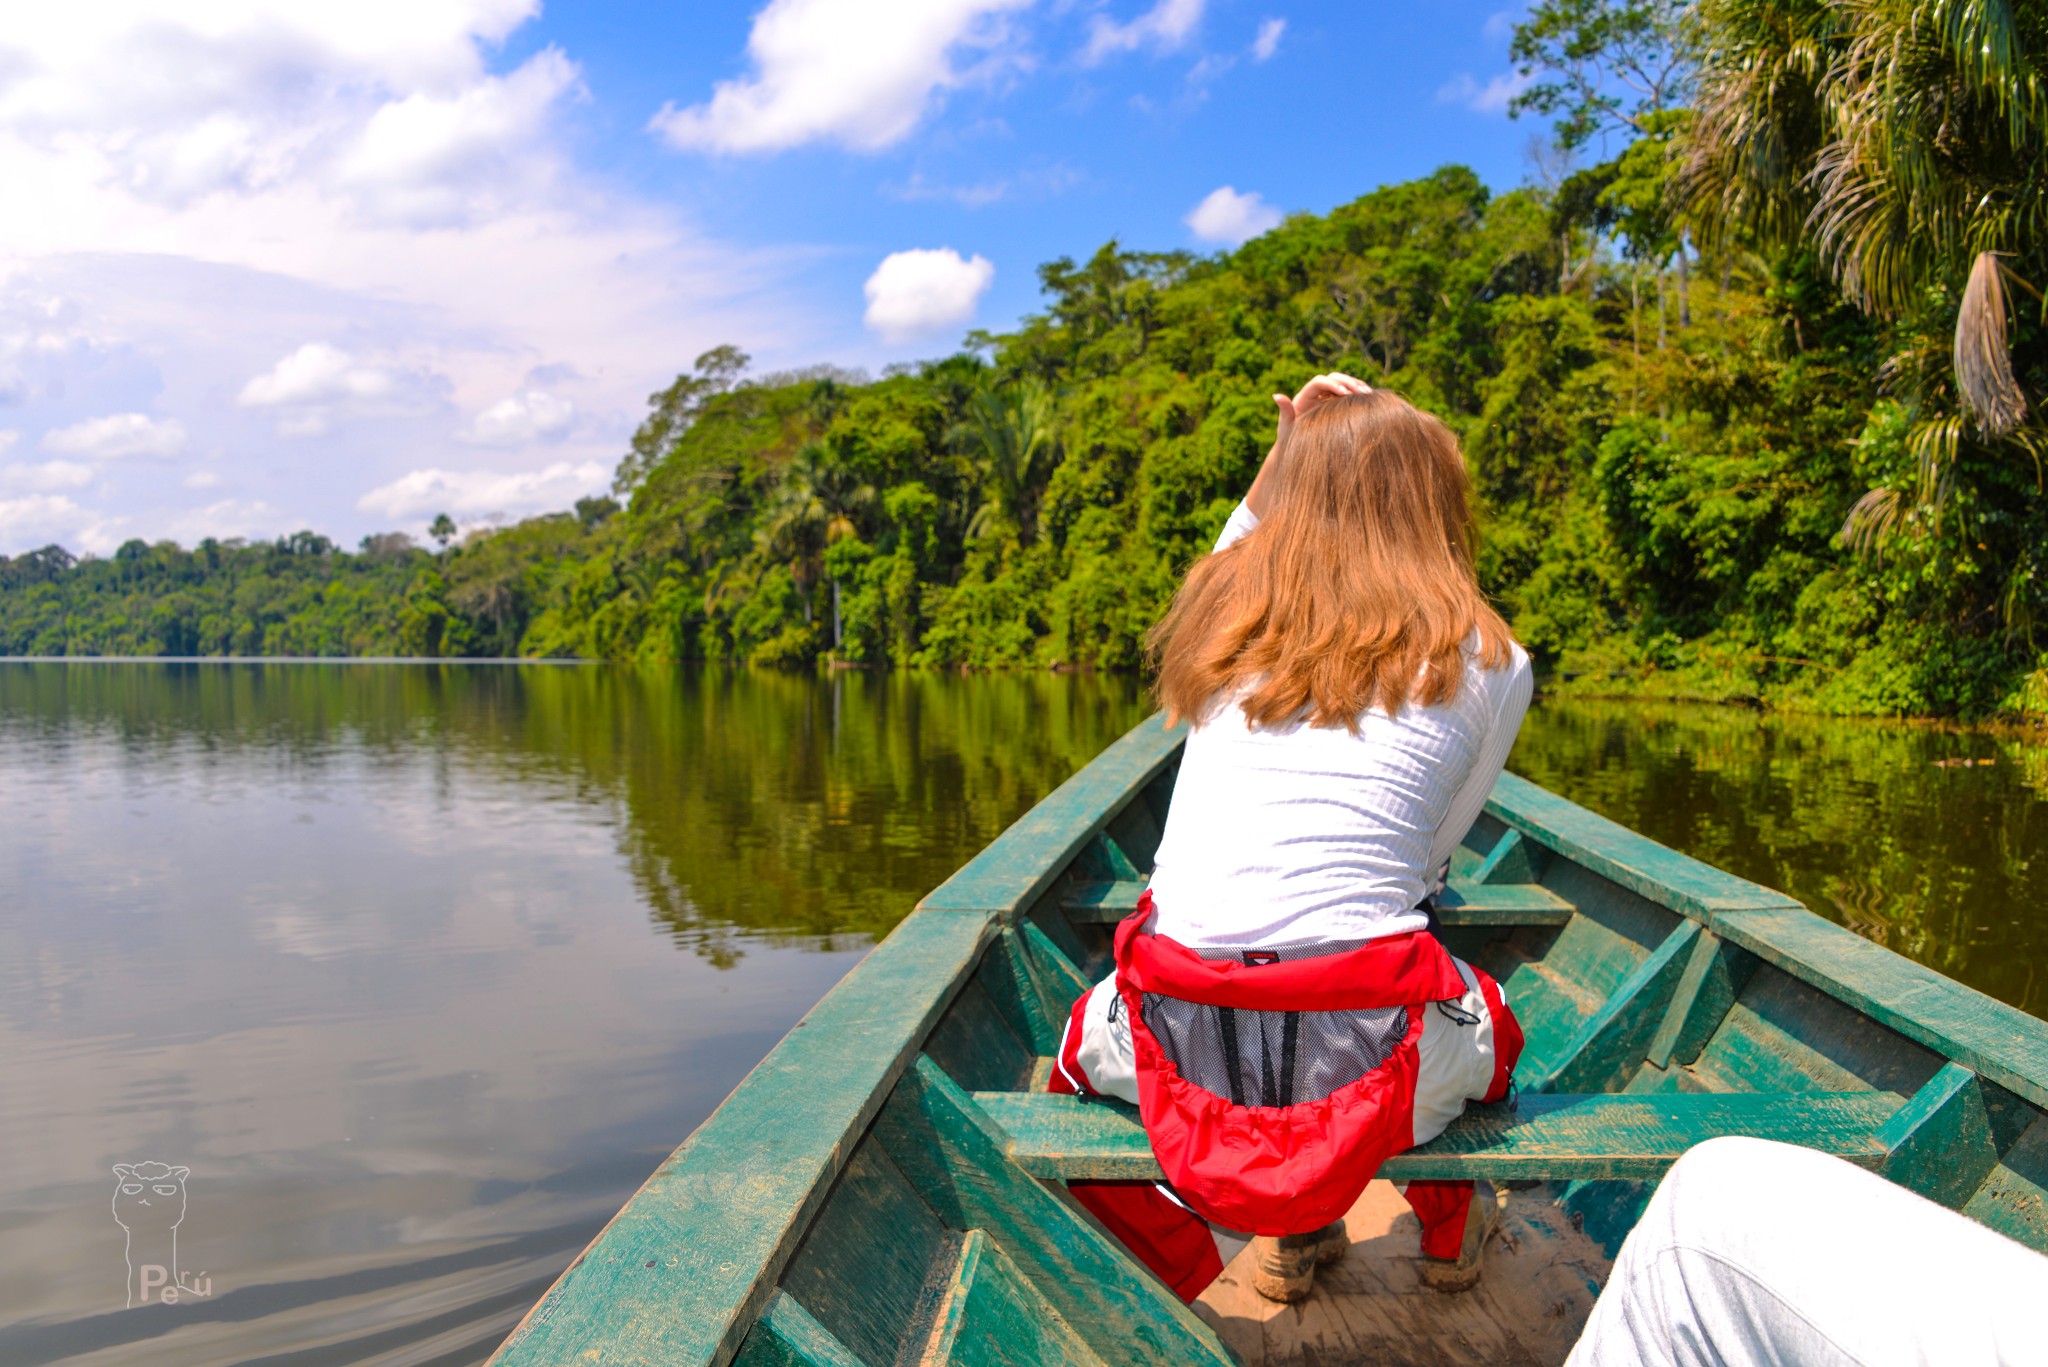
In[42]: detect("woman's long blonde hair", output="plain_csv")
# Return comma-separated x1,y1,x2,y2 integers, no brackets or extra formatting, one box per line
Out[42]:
1149,390,1512,730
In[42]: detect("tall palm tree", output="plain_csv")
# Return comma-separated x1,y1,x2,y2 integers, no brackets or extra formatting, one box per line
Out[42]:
957,379,1059,545
1681,0,2048,542
755,443,873,628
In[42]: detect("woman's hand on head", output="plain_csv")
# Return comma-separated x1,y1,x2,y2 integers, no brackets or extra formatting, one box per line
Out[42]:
1248,373,1370,518
1272,373,1371,445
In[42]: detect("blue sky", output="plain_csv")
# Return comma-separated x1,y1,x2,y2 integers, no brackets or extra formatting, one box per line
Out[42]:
0,1,1541,556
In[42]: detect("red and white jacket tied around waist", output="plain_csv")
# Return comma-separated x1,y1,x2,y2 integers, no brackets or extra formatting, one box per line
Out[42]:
1053,891,1523,1238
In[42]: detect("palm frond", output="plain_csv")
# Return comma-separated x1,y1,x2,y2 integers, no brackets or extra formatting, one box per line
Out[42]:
1954,250,2028,434
1840,484,1907,554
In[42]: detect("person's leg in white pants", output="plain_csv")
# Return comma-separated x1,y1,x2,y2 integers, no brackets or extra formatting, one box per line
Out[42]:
1567,1135,2048,1367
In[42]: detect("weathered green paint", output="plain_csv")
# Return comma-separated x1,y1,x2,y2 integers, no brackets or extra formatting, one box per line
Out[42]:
734,1291,873,1367
1471,828,1549,885
1021,899,1094,978
1020,919,1092,1006
919,714,1185,916
973,1089,1903,1183
1486,950,1607,1074
1058,879,1144,922
924,976,1036,1094
1689,969,1944,1101
977,926,1082,1057
877,1056,1235,1365
778,1138,949,1362
1879,1063,2035,1210
1061,877,1575,926
1711,906,2048,1111
487,907,998,1367
1105,798,1165,875
908,1230,1107,1367
1530,921,1702,1094
1072,833,1144,884
1644,930,1758,1070
1964,1116,2048,1248
1434,881,1577,925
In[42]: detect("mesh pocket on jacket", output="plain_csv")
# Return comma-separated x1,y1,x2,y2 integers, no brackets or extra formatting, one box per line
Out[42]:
1139,994,1409,1108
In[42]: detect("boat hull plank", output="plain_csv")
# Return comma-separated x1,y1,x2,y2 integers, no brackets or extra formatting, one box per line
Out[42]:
1687,967,1944,1100
876,1055,1236,1364
1880,1062,2038,1209
904,1228,1108,1367
1470,828,1550,885
778,1140,955,1364
1962,1115,2048,1247
1644,930,1760,1071
924,974,1037,1094
1712,905,2048,1111
1530,920,1703,1094
733,1290,871,1367
975,1089,1903,1183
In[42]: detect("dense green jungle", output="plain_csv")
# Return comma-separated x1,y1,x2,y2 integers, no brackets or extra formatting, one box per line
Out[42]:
6,1,2048,720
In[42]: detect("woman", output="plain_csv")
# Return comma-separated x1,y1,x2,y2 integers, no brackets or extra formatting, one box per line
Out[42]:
1049,375,1531,1304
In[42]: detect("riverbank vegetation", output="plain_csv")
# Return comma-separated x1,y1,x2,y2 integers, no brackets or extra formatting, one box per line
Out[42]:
4,1,2046,719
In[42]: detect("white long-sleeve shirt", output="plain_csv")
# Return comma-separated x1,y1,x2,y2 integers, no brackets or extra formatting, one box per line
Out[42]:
1146,501,1533,950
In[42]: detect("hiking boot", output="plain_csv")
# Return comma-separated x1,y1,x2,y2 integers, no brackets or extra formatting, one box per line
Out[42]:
1250,1233,1319,1302
1419,1184,1499,1294
1310,1219,1350,1266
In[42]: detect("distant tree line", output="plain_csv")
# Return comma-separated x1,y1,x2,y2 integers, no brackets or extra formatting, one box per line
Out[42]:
6,0,2048,716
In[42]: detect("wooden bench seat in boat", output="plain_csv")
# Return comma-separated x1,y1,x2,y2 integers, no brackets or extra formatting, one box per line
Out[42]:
1060,878,1577,926
973,1089,1904,1183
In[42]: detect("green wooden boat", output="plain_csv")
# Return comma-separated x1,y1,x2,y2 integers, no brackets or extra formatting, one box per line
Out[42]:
487,713,2048,1367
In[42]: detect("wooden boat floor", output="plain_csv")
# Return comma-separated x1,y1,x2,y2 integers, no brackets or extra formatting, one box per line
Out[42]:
1194,1181,1611,1367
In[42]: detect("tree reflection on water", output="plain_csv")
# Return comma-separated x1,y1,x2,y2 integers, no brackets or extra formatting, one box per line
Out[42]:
1512,699,2046,1016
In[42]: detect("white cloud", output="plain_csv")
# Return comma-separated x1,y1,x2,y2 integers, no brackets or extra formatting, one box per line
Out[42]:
339,47,581,225
237,343,451,438
0,431,16,455
465,389,575,445
357,460,608,520
1437,70,1534,114
862,248,995,344
41,413,187,459
1083,0,1205,63
182,470,221,490
1186,185,1282,245
650,0,1033,154
1482,10,1519,44
0,493,122,552
0,495,88,543
239,343,398,407
1,459,95,492
1251,17,1285,61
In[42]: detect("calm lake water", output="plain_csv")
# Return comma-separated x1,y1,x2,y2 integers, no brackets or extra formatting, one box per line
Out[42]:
2,663,2043,1365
